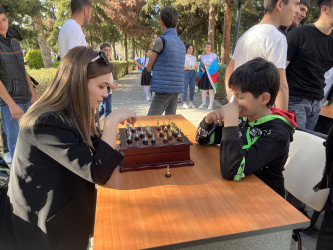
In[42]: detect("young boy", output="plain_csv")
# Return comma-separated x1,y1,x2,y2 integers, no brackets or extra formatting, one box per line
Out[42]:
147,6,186,116
99,43,118,117
196,58,297,197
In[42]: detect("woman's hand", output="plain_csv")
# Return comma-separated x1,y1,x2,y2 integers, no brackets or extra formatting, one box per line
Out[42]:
107,108,137,125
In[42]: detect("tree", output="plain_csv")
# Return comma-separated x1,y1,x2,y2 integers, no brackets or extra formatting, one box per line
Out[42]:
221,0,233,65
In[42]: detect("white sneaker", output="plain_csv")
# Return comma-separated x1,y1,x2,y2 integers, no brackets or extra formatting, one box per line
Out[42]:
207,104,213,110
146,96,151,102
198,104,207,109
189,103,195,108
183,103,189,109
3,152,12,164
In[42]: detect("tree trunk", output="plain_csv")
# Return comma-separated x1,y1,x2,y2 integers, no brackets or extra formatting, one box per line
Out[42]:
124,33,128,61
208,5,217,51
194,35,199,61
131,37,135,59
221,0,232,65
34,15,53,68
112,42,117,61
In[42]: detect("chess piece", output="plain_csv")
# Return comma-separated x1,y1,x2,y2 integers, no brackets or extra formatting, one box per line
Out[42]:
177,130,183,141
126,136,132,144
168,132,173,141
137,122,142,131
143,136,148,145
134,132,140,140
163,132,168,143
165,166,171,178
146,125,150,132
167,119,171,129
159,131,164,137
147,130,152,138
131,125,136,133
139,130,144,138
156,120,161,131
151,134,156,144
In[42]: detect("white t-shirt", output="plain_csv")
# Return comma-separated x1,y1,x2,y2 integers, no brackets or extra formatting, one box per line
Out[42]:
185,54,197,69
58,19,87,58
232,24,287,70
138,56,150,67
200,53,217,66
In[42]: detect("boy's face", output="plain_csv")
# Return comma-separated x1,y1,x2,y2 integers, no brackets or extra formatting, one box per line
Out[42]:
0,13,8,37
281,0,301,27
292,3,308,26
231,88,270,121
102,46,112,59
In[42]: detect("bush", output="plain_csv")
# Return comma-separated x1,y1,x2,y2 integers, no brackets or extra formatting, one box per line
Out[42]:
215,64,228,102
53,61,61,68
25,49,44,70
112,60,136,80
28,68,57,98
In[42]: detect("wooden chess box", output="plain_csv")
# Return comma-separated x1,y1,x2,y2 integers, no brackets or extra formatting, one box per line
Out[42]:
118,125,194,172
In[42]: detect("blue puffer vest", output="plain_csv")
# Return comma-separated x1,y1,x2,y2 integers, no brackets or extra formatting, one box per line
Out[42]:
151,28,185,94
0,33,30,106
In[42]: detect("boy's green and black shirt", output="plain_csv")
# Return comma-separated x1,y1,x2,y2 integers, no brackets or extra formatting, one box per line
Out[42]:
196,108,297,197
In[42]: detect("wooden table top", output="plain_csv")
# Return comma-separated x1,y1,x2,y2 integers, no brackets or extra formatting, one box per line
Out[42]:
93,114,309,250
320,105,333,119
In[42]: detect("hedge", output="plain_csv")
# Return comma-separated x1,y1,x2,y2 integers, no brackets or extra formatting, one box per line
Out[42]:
28,60,136,97
25,49,44,70
215,64,228,102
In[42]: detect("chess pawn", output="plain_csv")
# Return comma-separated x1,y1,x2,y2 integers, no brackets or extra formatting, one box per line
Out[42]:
163,132,168,143
159,131,164,137
131,125,136,133
139,130,145,138
177,131,183,141
146,125,150,132
156,120,161,131
147,130,152,138
165,166,171,178
151,135,156,144
168,132,173,141
126,136,132,144
164,126,168,133
167,119,171,129
137,122,142,131
134,132,140,140
173,129,179,137
142,136,149,145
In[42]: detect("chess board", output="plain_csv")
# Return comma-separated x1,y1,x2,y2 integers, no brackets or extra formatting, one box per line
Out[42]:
118,122,194,172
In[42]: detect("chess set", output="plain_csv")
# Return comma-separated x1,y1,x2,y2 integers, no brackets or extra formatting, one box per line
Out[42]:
118,119,194,172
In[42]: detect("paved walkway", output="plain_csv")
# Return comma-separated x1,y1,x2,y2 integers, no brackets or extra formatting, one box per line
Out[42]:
109,71,321,250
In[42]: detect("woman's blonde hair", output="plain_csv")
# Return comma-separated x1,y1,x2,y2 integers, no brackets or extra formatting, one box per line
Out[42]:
20,46,113,147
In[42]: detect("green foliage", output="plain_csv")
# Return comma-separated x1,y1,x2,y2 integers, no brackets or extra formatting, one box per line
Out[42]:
53,62,61,68
25,49,44,69
112,60,136,80
215,64,228,102
27,68,58,98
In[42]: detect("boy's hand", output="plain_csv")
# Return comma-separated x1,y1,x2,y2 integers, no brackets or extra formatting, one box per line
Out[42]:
205,109,224,126
110,81,118,90
221,101,240,127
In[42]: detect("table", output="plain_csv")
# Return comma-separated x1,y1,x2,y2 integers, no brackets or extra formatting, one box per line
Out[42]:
314,105,333,134
93,115,309,250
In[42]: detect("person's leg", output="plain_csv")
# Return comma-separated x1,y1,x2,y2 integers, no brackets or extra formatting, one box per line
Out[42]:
189,71,196,106
208,89,215,110
288,96,311,129
305,100,323,130
199,90,207,108
183,72,190,104
147,93,172,116
144,86,151,101
165,94,179,115
104,94,112,117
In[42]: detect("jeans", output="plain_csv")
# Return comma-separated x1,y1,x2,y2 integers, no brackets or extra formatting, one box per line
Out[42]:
183,71,196,102
147,93,178,116
288,96,322,130
99,90,112,118
0,102,30,159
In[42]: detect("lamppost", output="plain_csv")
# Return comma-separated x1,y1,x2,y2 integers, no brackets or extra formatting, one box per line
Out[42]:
232,0,247,53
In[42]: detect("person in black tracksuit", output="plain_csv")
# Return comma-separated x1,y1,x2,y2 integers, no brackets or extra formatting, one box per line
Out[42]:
196,58,296,197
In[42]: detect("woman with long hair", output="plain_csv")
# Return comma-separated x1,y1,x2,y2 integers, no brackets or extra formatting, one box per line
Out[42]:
135,49,152,101
0,46,136,249
183,44,198,108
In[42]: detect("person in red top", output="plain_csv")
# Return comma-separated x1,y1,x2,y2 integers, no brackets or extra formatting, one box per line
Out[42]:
196,58,296,197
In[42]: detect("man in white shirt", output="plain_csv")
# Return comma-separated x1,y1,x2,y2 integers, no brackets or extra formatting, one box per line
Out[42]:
225,0,300,110
58,0,92,58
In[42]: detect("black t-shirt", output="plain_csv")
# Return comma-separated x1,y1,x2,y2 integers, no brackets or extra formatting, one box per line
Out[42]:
287,24,333,100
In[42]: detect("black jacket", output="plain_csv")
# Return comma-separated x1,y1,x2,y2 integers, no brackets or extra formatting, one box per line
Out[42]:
0,112,123,249
0,33,30,106
196,108,296,197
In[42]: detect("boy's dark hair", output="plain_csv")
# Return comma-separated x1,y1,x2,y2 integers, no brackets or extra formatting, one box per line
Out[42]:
301,0,310,8
161,6,178,28
71,0,92,14
318,0,333,8
264,0,289,14
8,27,23,41
0,5,6,16
100,43,111,51
228,58,280,107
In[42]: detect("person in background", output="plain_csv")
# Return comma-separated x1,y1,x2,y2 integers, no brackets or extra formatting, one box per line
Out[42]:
147,6,186,116
196,58,296,197
0,6,37,164
135,49,152,102
198,42,219,110
99,43,118,117
58,0,92,58
183,44,198,109
0,46,137,249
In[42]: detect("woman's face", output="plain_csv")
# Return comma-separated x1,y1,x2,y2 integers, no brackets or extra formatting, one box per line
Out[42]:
187,46,193,55
205,44,211,54
146,50,152,58
87,73,110,109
